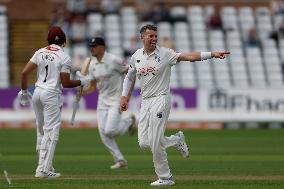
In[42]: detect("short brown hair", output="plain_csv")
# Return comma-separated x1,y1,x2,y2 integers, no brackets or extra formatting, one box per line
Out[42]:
140,24,157,35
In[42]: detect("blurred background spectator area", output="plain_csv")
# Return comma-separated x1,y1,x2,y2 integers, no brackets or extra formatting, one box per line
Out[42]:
1,0,283,90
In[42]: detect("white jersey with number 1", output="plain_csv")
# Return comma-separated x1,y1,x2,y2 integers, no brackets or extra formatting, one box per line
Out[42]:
30,44,72,94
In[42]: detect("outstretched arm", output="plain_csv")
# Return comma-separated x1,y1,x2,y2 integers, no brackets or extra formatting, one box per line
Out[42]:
177,51,230,62
60,72,82,88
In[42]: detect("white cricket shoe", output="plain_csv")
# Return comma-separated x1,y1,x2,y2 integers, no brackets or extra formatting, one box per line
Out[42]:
150,178,175,186
50,167,55,172
35,166,56,177
35,171,45,178
35,171,61,179
175,131,189,159
110,160,128,169
128,114,137,136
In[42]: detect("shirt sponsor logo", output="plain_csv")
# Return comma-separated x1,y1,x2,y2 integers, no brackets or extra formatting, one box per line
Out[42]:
137,66,157,76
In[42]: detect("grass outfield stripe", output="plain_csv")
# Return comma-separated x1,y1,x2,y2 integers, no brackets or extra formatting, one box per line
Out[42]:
2,154,284,161
1,175,284,181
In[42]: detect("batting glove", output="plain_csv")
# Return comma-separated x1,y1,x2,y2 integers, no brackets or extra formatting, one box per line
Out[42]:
18,89,32,106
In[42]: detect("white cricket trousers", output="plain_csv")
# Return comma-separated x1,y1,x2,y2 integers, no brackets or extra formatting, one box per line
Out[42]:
138,95,180,179
97,106,132,162
32,87,63,173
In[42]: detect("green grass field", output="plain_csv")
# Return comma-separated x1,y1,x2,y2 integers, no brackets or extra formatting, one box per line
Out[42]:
0,128,284,189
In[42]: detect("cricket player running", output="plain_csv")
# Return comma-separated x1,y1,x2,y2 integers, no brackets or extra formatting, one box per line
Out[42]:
84,37,136,169
18,26,90,178
120,24,230,186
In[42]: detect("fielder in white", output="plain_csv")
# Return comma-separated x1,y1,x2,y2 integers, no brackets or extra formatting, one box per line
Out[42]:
85,37,136,169
18,26,90,178
120,24,230,186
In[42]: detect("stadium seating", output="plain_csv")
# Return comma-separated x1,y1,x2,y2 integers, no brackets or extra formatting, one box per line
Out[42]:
82,5,284,89
2,4,283,89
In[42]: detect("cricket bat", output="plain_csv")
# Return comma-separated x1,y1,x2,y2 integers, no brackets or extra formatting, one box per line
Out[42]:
70,57,91,125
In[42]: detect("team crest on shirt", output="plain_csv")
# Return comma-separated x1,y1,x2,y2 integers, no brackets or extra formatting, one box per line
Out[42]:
157,112,163,118
137,60,140,63
154,55,161,63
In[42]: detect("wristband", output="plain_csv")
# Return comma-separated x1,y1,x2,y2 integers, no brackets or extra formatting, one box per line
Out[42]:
201,52,212,61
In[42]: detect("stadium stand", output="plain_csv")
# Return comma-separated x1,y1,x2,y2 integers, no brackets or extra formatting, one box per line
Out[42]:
67,4,284,89
2,0,283,89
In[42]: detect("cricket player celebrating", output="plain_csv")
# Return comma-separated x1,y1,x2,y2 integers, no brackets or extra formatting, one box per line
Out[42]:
85,37,136,169
120,24,230,186
18,26,90,178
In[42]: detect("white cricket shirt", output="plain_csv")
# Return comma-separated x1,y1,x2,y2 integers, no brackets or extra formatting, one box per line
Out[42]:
129,46,180,99
30,44,72,94
88,52,128,109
